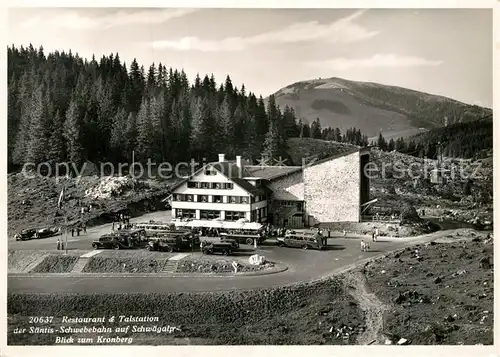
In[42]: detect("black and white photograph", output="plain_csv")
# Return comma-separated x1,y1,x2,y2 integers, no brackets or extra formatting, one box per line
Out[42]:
5,4,495,348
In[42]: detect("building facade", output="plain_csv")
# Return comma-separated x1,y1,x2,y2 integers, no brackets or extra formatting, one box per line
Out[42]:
170,149,370,228
171,154,270,223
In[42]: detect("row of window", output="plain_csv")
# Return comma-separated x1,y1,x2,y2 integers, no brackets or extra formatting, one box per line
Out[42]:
225,211,246,221
275,200,304,211
173,194,250,204
175,209,247,221
187,181,234,190
250,207,268,222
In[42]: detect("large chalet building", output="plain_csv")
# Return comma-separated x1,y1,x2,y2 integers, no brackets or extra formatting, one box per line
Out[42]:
170,149,370,228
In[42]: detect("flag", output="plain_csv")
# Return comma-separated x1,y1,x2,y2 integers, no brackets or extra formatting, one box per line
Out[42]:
57,187,65,209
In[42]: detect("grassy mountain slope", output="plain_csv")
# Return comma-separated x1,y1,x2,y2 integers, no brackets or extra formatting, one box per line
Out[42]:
272,77,491,138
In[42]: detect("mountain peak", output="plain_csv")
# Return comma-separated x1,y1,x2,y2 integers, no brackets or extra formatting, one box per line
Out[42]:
271,77,491,139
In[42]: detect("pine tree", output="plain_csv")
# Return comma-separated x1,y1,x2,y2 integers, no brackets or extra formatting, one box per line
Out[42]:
334,127,342,142
262,120,281,163
12,71,33,165
128,58,144,113
311,118,322,139
302,123,311,138
124,112,138,157
135,97,152,162
387,138,395,151
110,107,128,162
8,74,18,166
282,105,298,138
47,109,65,164
377,133,387,151
190,96,204,160
218,94,234,156
63,96,84,165
149,94,165,162
96,78,114,160
26,83,49,164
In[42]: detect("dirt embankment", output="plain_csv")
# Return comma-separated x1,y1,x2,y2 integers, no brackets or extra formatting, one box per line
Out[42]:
344,271,388,345
8,278,363,345
362,236,494,345
8,173,175,238
320,220,439,238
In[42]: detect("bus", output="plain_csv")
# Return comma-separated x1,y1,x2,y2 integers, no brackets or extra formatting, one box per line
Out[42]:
133,221,189,237
219,228,266,245
171,219,266,245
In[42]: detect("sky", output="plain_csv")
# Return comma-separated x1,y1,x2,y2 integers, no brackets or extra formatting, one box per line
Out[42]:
7,7,493,107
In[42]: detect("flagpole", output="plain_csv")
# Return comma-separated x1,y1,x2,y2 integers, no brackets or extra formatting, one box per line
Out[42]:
65,215,68,254
58,181,68,254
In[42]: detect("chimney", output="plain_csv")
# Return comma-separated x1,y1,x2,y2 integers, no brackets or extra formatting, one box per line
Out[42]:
218,154,225,162
236,155,244,178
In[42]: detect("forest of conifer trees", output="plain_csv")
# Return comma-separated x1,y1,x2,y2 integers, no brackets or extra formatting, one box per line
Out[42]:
8,45,489,173
373,117,493,160
7,45,375,172
7,44,305,171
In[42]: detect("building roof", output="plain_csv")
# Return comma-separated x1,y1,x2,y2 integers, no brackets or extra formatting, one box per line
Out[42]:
169,161,265,196
271,190,302,201
245,165,303,181
169,147,369,194
246,147,369,181
302,147,364,167
232,178,265,196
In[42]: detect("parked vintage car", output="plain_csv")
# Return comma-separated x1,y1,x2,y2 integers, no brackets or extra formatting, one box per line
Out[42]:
148,236,182,252
14,226,60,241
37,227,61,239
276,232,324,250
219,230,266,245
219,237,240,249
201,241,235,256
14,228,38,241
92,229,148,250
157,231,199,247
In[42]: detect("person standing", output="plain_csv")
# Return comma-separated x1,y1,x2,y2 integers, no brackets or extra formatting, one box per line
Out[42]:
327,228,331,238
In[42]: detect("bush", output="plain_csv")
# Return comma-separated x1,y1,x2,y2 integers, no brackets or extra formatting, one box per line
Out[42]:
400,202,421,224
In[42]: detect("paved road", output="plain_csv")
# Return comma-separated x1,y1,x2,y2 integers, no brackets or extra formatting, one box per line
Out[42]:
9,234,443,294
9,212,475,294
9,211,173,251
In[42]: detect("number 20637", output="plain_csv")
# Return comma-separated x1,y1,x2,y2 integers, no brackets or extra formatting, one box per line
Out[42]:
29,316,54,323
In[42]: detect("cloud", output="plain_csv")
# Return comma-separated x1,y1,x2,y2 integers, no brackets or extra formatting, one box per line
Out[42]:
306,54,443,70
19,8,197,30
152,9,379,52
